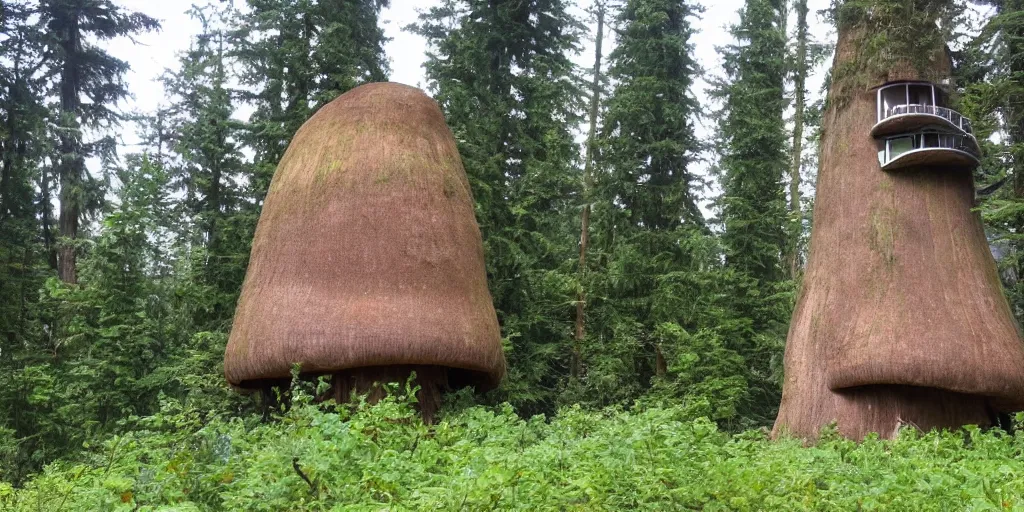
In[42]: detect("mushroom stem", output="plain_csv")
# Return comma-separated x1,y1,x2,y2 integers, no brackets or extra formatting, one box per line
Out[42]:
328,365,449,423
775,384,997,440
836,386,993,440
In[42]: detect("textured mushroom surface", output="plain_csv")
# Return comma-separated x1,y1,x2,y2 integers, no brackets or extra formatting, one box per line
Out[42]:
773,31,1024,440
225,82,505,391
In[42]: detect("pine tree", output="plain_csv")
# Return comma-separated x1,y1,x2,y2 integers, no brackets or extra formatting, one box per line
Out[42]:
577,0,711,406
559,0,758,423
162,5,248,330
962,0,1024,320
713,0,790,422
0,4,52,479
602,0,705,232
0,0,48,347
40,0,159,283
715,0,789,318
231,0,390,200
412,0,584,413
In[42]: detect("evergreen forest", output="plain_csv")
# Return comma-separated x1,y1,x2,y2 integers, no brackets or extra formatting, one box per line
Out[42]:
1,0,1024,508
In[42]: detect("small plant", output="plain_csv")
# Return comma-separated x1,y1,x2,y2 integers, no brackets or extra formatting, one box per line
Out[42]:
4,400,1024,511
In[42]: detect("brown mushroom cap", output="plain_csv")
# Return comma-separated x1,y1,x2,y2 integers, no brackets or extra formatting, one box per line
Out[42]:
224,82,506,391
773,30,1024,440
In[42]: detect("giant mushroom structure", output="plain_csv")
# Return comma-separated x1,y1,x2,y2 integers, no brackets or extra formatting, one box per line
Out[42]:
773,10,1024,440
224,83,506,421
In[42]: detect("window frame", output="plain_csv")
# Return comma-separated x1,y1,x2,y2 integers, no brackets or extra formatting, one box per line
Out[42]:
877,82,938,122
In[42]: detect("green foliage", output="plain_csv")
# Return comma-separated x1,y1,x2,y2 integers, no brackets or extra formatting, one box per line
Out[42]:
161,4,252,332
40,0,161,283
0,0,389,482
601,0,705,229
961,0,1024,323
716,0,789,287
0,1,50,347
645,324,748,423
827,0,962,105
710,0,792,423
560,0,761,422
0,156,249,483
6,397,1024,510
231,0,390,197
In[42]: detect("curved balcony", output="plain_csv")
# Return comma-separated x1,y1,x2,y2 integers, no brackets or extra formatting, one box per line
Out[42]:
871,104,977,143
877,132,980,172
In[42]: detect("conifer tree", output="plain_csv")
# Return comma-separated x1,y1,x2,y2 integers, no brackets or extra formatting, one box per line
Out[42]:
578,0,713,406
602,0,704,232
40,0,159,283
715,0,790,324
162,5,248,330
0,0,48,346
412,0,584,413
0,5,52,477
716,0,788,290
231,0,390,199
713,0,790,421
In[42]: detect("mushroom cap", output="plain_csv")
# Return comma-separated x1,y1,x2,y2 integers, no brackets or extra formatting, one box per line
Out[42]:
224,82,506,390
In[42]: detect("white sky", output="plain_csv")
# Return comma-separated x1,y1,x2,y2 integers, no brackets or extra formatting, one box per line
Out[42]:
105,0,833,214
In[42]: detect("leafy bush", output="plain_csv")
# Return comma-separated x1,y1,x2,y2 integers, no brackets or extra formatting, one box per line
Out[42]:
5,387,1024,511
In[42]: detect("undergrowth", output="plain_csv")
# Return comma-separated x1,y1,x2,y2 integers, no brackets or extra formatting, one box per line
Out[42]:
2,383,1023,511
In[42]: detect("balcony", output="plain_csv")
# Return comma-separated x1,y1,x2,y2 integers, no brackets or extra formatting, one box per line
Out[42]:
872,104,979,153
877,132,980,172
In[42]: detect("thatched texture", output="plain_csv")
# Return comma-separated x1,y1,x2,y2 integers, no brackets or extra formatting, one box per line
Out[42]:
773,29,1024,440
224,83,506,399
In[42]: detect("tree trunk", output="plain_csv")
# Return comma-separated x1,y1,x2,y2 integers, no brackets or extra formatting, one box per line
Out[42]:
40,164,57,271
773,26,1024,440
328,365,449,424
785,0,808,278
0,126,12,220
56,13,82,284
573,3,604,377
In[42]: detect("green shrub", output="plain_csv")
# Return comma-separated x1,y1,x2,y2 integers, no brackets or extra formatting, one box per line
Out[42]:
4,390,1024,511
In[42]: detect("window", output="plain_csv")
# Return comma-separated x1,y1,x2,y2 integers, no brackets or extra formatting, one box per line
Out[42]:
880,85,907,120
889,136,915,158
878,131,979,169
877,82,946,120
908,85,934,107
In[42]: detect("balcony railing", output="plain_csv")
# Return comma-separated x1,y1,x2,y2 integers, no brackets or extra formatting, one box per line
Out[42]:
882,104,974,135
878,132,981,171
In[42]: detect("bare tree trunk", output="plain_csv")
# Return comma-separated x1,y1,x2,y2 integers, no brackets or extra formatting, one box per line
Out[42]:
56,15,82,284
0,131,12,221
573,2,605,377
785,0,809,278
